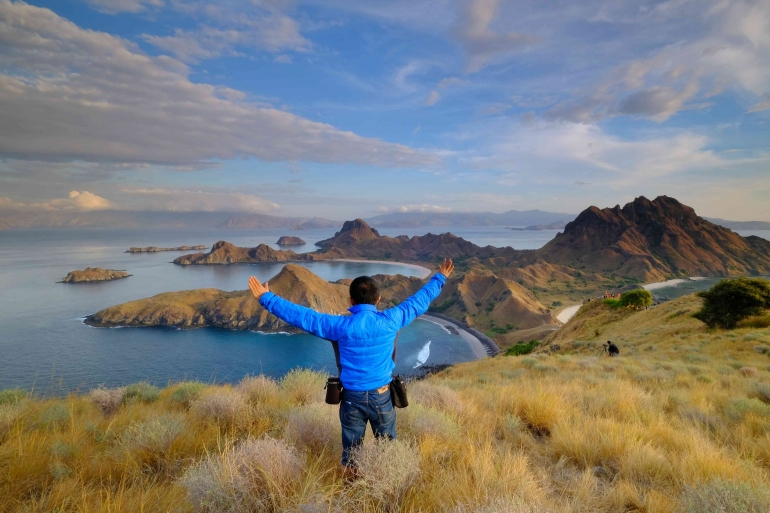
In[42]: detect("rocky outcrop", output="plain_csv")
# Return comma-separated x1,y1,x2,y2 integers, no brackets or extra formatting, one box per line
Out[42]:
316,219,381,250
276,236,306,246
85,265,349,331
173,241,320,265
536,196,770,282
61,268,131,283
127,245,206,253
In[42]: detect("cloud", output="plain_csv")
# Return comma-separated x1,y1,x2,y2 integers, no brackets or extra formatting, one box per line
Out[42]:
84,0,162,14
425,90,440,106
452,0,537,73
14,191,116,211
0,196,25,209
119,188,279,212
749,95,770,113
616,83,701,122
378,204,451,213
0,1,437,169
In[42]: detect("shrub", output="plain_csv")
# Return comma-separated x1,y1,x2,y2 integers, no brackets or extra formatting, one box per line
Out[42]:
739,367,759,377
520,358,537,368
124,382,160,404
238,375,279,404
681,479,770,513
192,389,247,426
182,437,304,513
284,403,339,452
0,388,28,405
169,382,207,408
351,439,420,511
409,381,463,415
724,398,770,422
38,403,70,427
90,386,126,415
620,289,653,309
694,278,770,329
121,414,185,455
504,340,540,356
399,404,459,441
450,497,550,513
0,404,22,441
280,369,326,405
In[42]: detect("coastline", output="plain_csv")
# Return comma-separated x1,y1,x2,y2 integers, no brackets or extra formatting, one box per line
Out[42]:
643,277,709,291
421,313,500,358
329,258,432,279
556,304,582,323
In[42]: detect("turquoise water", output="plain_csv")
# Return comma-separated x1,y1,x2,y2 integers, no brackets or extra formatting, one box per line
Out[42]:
0,229,476,394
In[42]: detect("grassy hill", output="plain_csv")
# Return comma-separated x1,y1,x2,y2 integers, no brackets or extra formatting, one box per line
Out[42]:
2,296,770,512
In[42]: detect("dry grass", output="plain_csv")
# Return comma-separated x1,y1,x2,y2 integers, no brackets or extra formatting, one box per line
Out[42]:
2,294,770,511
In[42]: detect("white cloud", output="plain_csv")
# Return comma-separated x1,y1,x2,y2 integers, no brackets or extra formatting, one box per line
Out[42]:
13,191,116,211
452,0,537,73
84,0,162,14
0,1,436,169
0,196,25,209
424,90,440,106
378,204,451,213
119,188,279,213
749,95,770,113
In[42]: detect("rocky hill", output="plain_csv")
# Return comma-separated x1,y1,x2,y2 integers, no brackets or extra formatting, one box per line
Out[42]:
61,268,131,283
536,196,770,282
127,245,206,253
276,236,305,246
315,219,381,250
86,265,349,331
173,241,319,265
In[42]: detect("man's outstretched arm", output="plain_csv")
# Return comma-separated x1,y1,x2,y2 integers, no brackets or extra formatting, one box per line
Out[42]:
248,277,344,340
382,258,454,329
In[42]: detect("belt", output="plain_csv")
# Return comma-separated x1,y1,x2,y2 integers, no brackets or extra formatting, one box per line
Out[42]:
376,385,389,394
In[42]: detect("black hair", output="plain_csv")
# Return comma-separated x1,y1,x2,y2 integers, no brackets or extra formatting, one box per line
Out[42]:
350,276,380,305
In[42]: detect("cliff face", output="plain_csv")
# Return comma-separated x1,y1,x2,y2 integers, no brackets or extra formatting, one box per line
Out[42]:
61,268,131,283
173,241,318,265
86,265,350,331
537,196,770,281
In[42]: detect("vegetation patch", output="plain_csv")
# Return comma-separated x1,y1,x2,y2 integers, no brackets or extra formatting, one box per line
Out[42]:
504,340,540,356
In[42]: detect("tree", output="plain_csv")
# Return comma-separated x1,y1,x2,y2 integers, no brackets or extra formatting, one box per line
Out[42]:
693,278,770,329
619,289,653,309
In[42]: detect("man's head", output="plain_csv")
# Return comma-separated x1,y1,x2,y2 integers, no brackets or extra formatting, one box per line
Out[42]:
349,276,380,306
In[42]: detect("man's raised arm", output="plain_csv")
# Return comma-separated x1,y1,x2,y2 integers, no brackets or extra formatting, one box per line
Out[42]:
248,277,345,340
382,258,454,329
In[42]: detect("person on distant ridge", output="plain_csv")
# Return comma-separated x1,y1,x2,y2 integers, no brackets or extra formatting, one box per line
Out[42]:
248,258,454,476
605,340,619,357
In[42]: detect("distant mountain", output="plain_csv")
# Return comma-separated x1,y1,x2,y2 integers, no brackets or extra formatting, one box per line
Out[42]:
0,210,340,231
706,218,770,231
536,196,770,281
365,209,575,228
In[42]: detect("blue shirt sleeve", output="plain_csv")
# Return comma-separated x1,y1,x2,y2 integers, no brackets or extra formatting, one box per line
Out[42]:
382,273,446,329
259,292,346,340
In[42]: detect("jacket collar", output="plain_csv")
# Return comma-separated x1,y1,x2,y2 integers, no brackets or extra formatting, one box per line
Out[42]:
348,303,378,314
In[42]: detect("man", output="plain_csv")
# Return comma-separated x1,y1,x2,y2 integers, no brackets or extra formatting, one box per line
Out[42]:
605,340,619,357
248,258,454,471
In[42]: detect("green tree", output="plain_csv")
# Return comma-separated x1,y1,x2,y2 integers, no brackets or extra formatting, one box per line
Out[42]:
693,278,770,329
620,289,653,309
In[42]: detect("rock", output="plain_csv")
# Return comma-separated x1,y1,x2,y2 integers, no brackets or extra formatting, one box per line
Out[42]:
276,236,306,246
126,245,206,253
173,241,320,265
61,268,131,283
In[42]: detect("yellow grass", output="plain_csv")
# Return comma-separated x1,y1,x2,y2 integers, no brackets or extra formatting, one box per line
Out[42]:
2,295,770,512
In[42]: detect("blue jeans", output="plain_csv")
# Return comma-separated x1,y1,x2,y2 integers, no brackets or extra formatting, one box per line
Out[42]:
339,387,396,466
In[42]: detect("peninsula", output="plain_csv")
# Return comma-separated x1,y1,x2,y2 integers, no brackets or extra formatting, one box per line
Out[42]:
127,245,206,253
61,267,131,283
276,236,306,246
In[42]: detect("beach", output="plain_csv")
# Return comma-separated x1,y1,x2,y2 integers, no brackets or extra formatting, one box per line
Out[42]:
330,259,432,279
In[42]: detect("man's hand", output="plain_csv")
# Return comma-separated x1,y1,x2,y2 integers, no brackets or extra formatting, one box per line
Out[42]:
437,258,454,278
248,276,270,300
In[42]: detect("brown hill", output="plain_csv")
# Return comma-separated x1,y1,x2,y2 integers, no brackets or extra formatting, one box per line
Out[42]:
85,265,349,331
60,268,131,283
173,241,318,265
127,245,206,253
316,219,381,250
276,236,306,246
536,196,770,282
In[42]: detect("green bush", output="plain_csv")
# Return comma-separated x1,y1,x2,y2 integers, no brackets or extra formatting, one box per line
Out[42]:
429,298,456,314
504,340,540,356
0,388,28,405
551,301,563,307
694,278,770,329
169,382,207,408
124,382,160,404
620,289,653,309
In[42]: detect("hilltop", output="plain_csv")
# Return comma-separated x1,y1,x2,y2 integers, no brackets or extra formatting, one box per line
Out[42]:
60,267,131,283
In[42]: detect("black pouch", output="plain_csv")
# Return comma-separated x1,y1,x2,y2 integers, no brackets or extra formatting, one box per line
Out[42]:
389,375,408,408
325,377,342,405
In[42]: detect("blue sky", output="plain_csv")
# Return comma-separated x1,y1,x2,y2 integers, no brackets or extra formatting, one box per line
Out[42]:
0,0,768,220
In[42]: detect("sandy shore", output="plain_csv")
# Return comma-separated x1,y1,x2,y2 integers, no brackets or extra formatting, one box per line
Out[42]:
329,259,432,279
642,277,708,291
556,304,582,323
420,314,492,359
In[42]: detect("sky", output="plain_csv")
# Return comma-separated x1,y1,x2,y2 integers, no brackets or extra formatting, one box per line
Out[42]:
0,0,768,221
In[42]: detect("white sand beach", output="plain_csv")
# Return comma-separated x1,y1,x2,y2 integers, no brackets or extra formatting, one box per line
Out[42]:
556,304,582,323
420,314,489,359
330,259,432,279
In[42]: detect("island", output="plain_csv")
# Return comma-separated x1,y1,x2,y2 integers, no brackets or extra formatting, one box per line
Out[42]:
126,245,206,253
276,236,306,246
60,267,131,283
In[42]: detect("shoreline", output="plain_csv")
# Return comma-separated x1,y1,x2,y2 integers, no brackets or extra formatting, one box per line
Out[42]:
556,304,582,323
328,259,432,279
421,313,500,358
642,277,709,291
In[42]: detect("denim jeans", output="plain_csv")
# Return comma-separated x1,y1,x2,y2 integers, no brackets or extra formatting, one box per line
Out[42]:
339,387,396,466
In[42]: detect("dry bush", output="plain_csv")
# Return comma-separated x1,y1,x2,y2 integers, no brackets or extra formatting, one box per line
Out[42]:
739,367,759,377
449,496,554,513
38,402,70,427
182,436,304,513
121,414,185,456
0,403,22,441
90,386,126,415
169,382,208,408
284,403,339,453
192,388,248,426
410,381,464,415
350,439,420,511
398,404,459,441
238,375,279,404
681,479,770,513
279,369,326,405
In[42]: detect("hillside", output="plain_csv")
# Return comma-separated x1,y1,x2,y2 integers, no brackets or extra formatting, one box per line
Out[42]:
173,241,319,265
86,265,350,331
536,196,770,282
366,209,574,228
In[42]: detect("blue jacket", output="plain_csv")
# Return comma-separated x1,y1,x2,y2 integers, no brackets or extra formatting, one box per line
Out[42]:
259,273,446,391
